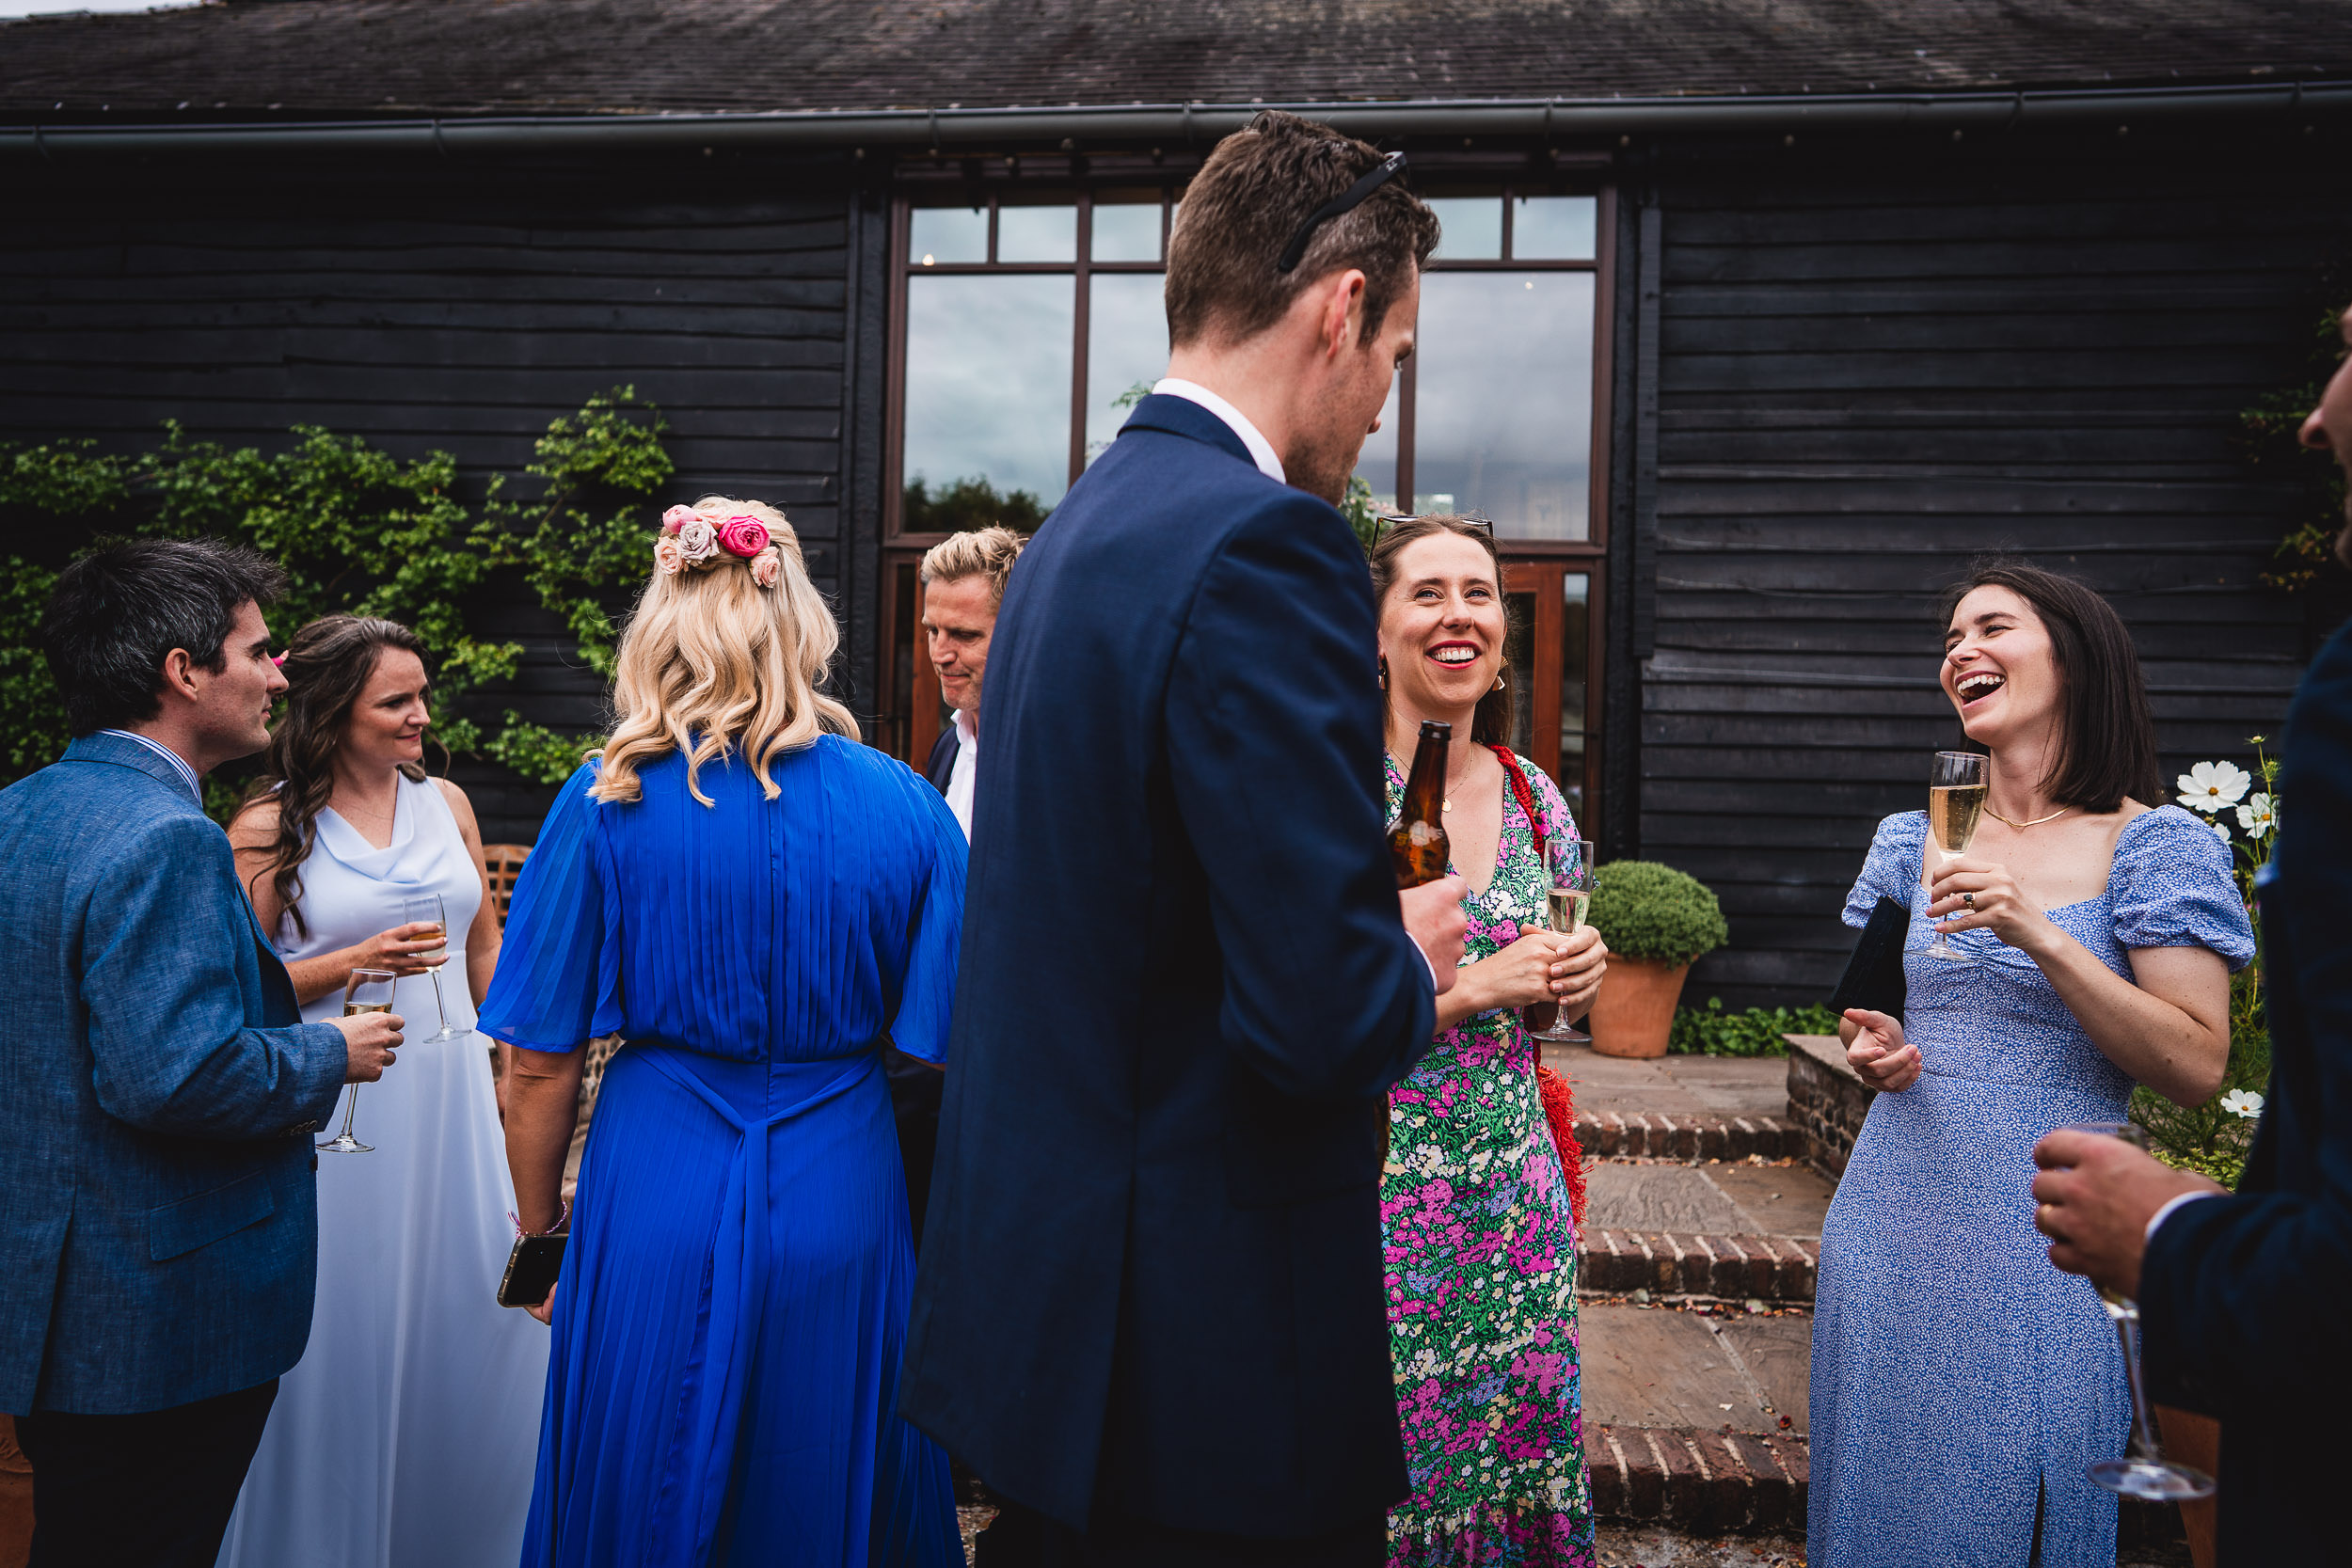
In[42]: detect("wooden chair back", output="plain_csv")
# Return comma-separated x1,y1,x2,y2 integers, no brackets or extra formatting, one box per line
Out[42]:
482,842,532,927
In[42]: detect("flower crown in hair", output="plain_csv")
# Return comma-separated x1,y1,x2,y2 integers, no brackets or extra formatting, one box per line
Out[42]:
655,505,782,588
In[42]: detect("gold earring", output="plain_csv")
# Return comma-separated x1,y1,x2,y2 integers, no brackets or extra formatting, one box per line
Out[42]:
1492,670,1506,691
1378,656,1390,690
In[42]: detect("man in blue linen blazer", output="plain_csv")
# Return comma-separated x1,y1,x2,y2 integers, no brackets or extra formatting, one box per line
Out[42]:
2,540,383,1566
2032,308,2352,1560
902,114,1455,1564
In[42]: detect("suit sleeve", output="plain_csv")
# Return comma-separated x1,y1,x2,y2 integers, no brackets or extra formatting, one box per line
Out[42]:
1164,495,1437,1101
887,780,969,1066
2139,635,2352,1412
81,815,347,1138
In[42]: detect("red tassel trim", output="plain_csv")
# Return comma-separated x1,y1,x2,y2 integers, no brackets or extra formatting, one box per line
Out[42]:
1534,1062,1587,1231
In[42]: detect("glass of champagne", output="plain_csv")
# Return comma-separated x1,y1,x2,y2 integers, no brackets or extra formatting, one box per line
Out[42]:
1924,751,1988,961
1529,838,1593,1044
399,892,467,1044
320,968,395,1154
2058,1119,2217,1502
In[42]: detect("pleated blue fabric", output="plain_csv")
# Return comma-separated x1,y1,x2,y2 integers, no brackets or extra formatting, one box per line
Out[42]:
476,736,966,1568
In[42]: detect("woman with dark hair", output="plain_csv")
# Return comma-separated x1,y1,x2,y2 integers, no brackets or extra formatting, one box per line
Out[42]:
1368,515,1609,1566
1809,562,2254,1568
217,614,547,1568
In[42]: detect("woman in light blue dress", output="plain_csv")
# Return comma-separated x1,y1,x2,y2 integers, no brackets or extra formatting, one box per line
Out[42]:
1811,563,2252,1568
478,498,966,1568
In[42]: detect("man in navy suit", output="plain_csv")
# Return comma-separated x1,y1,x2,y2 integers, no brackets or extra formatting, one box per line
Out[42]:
1,540,403,1567
2033,308,2352,1560
902,113,1464,1565
896,525,1025,1247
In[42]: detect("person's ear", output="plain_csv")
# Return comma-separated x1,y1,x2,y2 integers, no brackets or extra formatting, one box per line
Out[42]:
1318,269,1369,361
156,646,203,705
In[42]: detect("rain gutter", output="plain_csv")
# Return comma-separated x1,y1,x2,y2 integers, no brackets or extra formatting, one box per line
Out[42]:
6,79,2350,163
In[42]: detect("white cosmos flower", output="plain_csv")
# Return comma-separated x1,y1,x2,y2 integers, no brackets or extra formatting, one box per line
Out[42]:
2234,792,2278,839
2207,820,2232,845
2177,760,2252,814
2220,1089,2265,1118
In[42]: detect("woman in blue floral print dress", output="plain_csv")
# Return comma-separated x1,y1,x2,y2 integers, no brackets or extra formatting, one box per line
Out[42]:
1370,517,1611,1566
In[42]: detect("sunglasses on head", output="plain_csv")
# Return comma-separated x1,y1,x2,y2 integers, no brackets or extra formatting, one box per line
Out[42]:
1276,149,1409,275
1368,512,1497,548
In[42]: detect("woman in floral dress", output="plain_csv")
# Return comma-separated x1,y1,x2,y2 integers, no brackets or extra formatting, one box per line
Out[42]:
1370,516,1612,1566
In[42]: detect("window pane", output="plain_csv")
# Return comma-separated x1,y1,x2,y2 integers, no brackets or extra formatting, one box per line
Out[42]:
1424,197,1502,261
1353,376,1399,514
1091,198,1163,262
904,275,1073,517
1513,195,1597,261
1085,273,1169,464
1560,573,1590,823
1412,271,1593,539
910,206,987,266
996,202,1077,262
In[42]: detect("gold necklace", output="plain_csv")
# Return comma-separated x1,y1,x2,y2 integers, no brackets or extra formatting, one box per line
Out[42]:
1983,804,2072,829
1390,752,1457,813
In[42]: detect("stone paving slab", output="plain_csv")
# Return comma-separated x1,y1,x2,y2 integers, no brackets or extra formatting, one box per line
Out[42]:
1580,1303,1807,1434
1546,1044,1791,1122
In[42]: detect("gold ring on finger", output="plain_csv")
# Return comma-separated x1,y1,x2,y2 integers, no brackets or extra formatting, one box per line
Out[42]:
1963,892,1976,909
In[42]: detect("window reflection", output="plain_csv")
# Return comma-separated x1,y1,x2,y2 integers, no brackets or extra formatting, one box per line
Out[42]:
1413,272,1594,539
1560,573,1590,821
910,206,987,266
904,274,1073,514
1423,197,1502,260
996,203,1076,263
1086,273,1169,463
1505,590,1535,760
1354,377,1399,513
1513,196,1597,261
1091,199,1162,262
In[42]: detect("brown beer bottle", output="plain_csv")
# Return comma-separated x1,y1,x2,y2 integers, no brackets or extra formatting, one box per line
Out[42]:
1391,720,1453,888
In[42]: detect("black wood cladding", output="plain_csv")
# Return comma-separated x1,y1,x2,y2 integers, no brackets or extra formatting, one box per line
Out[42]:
1645,135,2352,1012
0,156,858,845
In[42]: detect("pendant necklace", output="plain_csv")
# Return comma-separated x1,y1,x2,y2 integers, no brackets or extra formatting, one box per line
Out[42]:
1983,804,2072,829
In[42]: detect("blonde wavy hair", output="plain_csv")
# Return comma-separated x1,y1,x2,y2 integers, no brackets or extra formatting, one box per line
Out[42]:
591,496,859,807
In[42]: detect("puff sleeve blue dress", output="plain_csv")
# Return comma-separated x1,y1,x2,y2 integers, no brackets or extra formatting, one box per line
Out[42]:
1807,806,2253,1568
476,736,967,1568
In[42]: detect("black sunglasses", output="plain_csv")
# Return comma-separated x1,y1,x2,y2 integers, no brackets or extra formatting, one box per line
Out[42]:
1276,150,1409,274
1369,512,1497,548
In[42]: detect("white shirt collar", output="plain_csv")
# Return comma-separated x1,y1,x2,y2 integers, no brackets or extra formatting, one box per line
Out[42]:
99,728,203,803
953,707,977,749
1150,378,1286,483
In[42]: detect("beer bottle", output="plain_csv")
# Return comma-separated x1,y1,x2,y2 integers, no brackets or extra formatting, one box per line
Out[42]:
1391,720,1453,888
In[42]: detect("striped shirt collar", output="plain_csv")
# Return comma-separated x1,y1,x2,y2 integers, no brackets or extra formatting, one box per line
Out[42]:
98,728,204,803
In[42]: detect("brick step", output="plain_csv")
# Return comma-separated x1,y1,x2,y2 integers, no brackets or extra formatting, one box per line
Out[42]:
1585,1423,1808,1534
1579,1229,1817,1303
1574,1112,1802,1163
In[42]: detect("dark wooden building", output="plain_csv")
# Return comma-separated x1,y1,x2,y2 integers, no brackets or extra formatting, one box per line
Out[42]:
7,0,2351,1007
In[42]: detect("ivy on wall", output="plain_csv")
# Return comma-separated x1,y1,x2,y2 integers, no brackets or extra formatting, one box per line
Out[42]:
2233,272,2350,594
0,388,673,802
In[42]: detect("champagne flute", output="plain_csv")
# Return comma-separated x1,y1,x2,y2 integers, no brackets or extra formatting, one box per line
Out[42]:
2058,1119,2217,1502
320,968,396,1154
1923,751,1988,961
399,892,468,1044
1529,838,1593,1044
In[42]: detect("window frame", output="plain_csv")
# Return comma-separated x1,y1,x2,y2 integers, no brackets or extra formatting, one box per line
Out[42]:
881,165,1615,832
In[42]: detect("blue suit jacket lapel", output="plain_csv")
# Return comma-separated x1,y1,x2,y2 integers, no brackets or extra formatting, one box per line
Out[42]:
1115,393,1260,471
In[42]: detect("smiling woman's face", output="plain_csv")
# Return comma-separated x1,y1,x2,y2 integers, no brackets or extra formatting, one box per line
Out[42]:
1943,584,2060,749
1379,531,1507,721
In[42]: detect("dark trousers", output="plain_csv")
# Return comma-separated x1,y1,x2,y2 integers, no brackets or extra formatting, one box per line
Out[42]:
975,1498,1386,1568
16,1379,277,1568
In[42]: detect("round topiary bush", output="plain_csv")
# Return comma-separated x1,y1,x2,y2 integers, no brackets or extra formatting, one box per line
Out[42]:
1585,860,1727,970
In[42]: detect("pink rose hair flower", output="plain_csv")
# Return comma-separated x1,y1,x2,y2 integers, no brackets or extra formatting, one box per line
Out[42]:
718,515,771,560
750,546,782,589
652,535,686,575
675,515,720,562
660,504,701,535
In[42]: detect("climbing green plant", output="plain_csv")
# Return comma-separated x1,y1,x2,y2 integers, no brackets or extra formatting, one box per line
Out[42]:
2233,263,2352,594
0,387,673,798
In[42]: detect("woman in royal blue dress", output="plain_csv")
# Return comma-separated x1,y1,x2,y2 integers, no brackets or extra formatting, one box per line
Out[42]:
1810,562,2252,1568
479,497,966,1568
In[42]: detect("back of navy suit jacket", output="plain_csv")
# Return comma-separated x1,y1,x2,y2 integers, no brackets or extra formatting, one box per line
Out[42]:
0,734,347,1415
900,395,1437,1535
2142,618,2352,1562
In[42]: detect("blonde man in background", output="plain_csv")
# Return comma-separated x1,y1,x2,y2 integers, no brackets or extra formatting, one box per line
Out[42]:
917,525,1025,839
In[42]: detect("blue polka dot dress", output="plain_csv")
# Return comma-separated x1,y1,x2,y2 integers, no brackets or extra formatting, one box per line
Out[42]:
1808,806,2253,1568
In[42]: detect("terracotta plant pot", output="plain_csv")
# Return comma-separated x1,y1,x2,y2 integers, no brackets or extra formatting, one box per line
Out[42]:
1586,956,1692,1059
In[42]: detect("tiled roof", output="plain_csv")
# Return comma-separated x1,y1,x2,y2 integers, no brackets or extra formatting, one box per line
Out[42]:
4,0,2349,119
